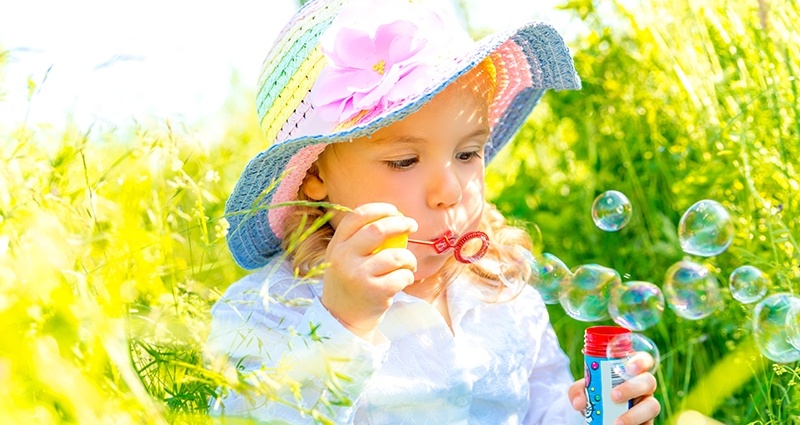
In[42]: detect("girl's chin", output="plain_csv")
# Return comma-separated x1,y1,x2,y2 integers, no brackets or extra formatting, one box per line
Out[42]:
411,254,452,282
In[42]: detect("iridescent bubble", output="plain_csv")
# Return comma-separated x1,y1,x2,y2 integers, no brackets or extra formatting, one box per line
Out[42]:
663,260,722,320
728,265,771,304
787,303,800,351
606,333,661,381
591,190,633,232
608,281,665,331
678,200,735,257
530,253,572,305
559,264,620,322
470,243,535,303
753,293,800,363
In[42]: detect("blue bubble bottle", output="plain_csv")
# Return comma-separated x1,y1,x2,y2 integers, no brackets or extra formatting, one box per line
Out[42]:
583,326,632,424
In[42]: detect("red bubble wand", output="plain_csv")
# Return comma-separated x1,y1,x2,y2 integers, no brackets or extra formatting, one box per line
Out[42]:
407,230,490,264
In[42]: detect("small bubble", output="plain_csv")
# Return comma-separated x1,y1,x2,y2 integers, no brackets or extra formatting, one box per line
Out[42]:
678,200,735,257
664,260,722,320
728,265,770,304
606,333,661,381
530,253,572,305
608,281,665,331
559,264,620,322
591,190,633,232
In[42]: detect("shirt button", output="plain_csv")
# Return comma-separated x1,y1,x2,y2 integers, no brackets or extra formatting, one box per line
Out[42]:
455,396,469,407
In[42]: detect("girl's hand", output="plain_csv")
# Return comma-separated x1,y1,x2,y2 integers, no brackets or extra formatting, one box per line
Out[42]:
568,352,661,425
320,203,418,341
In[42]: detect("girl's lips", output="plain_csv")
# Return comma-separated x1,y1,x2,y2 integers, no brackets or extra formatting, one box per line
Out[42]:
429,231,458,254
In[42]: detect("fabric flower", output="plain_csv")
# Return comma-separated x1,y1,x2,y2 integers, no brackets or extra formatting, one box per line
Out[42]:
311,17,438,124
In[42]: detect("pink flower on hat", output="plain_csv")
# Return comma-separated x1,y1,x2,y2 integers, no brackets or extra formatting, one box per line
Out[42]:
311,18,439,124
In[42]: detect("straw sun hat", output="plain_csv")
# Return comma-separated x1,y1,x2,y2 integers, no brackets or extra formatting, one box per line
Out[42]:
225,0,581,269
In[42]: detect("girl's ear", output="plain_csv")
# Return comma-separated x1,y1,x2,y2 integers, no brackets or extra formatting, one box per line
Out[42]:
301,164,327,201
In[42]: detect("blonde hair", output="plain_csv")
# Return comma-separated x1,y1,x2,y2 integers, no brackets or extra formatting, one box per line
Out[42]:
279,59,533,301
279,177,333,275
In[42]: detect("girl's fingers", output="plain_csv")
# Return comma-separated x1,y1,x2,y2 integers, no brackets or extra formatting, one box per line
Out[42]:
370,248,417,273
611,372,657,403
568,378,586,411
330,202,400,243
332,203,418,255
615,396,661,425
625,351,655,376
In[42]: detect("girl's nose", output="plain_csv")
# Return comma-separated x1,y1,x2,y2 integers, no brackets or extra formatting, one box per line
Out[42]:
427,162,463,209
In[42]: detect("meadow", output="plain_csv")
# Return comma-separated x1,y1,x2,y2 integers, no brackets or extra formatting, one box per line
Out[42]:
0,0,798,423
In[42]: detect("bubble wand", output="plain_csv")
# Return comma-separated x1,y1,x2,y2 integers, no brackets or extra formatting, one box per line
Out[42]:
407,230,490,264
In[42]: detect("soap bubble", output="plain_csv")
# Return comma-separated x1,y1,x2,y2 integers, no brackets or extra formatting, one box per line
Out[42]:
469,243,536,303
787,303,800,351
560,264,620,322
606,333,661,381
663,260,722,320
530,253,572,305
753,293,800,363
728,265,771,304
591,190,633,232
678,200,735,257
608,281,665,331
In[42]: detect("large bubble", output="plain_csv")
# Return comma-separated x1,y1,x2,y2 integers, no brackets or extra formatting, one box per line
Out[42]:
559,264,620,322
728,265,770,304
530,253,572,305
663,260,722,320
753,293,800,363
608,281,665,331
591,190,633,232
787,303,800,351
678,200,735,257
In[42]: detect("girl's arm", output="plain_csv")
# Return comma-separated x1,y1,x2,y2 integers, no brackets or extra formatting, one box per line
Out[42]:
519,287,584,425
206,264,389,424
524,321,585,425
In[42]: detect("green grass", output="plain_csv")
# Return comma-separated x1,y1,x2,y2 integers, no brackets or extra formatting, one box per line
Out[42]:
487,0,800,423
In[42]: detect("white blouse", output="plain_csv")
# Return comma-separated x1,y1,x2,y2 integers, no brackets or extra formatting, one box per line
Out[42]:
207,256,583,424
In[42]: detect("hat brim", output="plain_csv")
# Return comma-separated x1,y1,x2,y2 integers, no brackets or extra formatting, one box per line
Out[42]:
225,21,581,270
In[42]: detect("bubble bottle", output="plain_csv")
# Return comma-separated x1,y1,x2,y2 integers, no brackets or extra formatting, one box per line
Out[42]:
583,326,632,424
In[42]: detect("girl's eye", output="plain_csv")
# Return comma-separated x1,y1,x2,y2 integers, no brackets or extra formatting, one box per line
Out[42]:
456,151,483,162
386,157,418,170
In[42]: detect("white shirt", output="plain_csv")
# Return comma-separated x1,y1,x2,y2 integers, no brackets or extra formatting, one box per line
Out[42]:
207,256,583,424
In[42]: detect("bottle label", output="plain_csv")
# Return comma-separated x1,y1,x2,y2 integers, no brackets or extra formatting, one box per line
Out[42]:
584,354,631,425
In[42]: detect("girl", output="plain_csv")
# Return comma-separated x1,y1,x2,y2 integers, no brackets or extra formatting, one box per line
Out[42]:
208,0,660,423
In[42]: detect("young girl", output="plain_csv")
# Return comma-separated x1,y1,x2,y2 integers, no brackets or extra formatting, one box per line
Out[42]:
208,0,660,423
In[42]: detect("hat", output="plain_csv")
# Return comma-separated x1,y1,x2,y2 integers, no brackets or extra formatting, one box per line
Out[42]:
225,0,581,270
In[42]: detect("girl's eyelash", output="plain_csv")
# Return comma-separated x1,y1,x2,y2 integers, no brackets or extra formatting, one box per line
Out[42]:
386,157,418,169
457,151,483,161
386,151,482,169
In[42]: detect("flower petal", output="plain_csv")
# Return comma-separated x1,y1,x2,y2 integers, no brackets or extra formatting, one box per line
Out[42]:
327,27,377,69
386,64,435,102
374,20,419,63
353,65,402,109
314,68,380,101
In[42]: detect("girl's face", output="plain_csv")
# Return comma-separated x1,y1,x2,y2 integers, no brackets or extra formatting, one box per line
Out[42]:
304,80,490,279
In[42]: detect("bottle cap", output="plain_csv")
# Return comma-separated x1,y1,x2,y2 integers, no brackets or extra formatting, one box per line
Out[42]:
584,326,632,357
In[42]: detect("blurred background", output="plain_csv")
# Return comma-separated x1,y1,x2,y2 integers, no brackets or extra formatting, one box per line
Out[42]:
0,0,568,136
1,0,798,424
